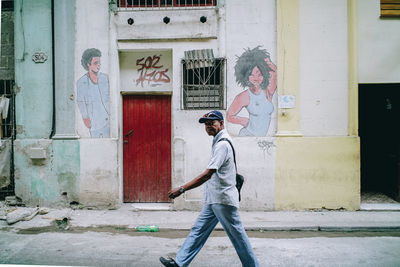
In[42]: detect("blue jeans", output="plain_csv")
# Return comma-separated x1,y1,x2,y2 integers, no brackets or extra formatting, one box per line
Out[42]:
175,204,259,267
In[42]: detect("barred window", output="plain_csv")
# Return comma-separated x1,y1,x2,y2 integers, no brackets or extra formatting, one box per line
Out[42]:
0,80,14,139
381,0,400,18
182,58,225,110
118,0,216,8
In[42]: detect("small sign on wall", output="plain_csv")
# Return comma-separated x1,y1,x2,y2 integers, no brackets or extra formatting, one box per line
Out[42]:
119,50,173,92
32,51,48,63
278,95,295,109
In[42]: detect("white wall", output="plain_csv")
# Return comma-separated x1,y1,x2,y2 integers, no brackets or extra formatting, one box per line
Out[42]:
225,0,278,137
117,40,220,209
358,0,400,83
75,0,111,138
79,139,119,208
74,0,278,210
75,0,119,208
115,1,278,210
299,0,349,136
74,0,354,210
225,0,277,210
119,50,173,92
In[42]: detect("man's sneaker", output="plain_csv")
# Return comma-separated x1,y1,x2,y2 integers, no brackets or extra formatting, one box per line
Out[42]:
159,257,179,267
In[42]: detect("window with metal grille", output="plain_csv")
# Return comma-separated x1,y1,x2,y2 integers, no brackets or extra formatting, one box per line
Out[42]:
0,80,14,139
181,58,225,110
0,80,15,200
1,0,14,139
1,0,15,199
380,0,400,18
118,0,216,9
1,0,14,11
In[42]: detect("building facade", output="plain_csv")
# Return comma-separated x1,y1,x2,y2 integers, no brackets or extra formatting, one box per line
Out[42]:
7,0,400,210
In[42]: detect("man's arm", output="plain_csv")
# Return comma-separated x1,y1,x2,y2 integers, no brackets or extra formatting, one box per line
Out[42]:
168,169,216,199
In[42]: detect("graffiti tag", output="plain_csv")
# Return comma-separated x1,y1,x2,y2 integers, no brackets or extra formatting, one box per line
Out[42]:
135,55,171,87
257,140,275,159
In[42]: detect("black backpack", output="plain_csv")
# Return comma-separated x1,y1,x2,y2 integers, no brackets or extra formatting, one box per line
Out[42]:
218,138,244,201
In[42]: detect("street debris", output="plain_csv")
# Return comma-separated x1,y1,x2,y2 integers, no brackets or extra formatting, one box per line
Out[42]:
54,217,70,230
0,199,52,225
5,196,25,206
38,208,49,215
6,207,39,224
136,225,159,232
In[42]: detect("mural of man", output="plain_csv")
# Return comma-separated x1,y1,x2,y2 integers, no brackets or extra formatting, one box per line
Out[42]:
226,46,277,137
77,48,110,138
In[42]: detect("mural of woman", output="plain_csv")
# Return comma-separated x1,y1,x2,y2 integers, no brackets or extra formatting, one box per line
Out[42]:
227,46,277,136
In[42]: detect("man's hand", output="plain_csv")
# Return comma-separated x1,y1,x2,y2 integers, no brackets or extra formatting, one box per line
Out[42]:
168,187,182,199
168,170,215,199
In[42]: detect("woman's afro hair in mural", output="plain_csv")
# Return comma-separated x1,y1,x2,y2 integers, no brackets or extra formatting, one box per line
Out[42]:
81,48,102,71
234,46,272,90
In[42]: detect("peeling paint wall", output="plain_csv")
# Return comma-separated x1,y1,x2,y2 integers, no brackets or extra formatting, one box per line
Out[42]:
13,0,80,207
113,0,278,210
79,139,118,209
14,140,79,207
13,0,364,210
14,0,53,139
74,0,119,208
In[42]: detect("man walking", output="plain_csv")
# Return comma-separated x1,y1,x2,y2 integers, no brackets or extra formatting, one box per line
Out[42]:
160,111,259,267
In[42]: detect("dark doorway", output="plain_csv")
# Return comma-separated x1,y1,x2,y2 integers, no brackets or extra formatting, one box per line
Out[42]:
359,84,400,202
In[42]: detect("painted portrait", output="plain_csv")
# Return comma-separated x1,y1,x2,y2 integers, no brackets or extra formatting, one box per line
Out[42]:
227,46,277,137
77,48,110,138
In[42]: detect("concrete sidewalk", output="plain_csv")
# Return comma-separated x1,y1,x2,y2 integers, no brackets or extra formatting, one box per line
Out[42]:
1,203,400,232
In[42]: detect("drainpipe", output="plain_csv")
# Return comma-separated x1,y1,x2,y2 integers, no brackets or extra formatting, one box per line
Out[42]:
49,0,55,139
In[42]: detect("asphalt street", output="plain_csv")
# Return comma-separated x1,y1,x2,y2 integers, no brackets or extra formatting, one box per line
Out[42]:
1,229,400,267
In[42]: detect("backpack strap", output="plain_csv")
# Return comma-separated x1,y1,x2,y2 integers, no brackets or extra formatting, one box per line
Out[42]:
218,138,237,172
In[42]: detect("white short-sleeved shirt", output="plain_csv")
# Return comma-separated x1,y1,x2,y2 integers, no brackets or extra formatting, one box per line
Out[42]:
205,129,239,208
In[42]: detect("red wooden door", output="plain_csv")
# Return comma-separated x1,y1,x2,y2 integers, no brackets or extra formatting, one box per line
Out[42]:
123,95,171,202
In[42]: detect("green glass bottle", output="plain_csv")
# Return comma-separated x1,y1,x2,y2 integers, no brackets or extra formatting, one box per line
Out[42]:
135,225,159,232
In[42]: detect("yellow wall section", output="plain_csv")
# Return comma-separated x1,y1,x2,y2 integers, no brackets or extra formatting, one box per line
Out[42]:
348,0,358,136
274,0,360,210
275,137,360,210
276,0,301,136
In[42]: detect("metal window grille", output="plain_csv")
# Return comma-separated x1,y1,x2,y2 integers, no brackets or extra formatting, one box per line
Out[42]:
1,0,14,11
1,1,15,199
381,0,400,18
0,80,15,200
0,80,14,138
117,0,216,10
181,58,225,110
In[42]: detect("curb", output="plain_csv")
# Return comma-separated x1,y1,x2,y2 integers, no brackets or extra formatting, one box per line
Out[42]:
247,226,400,232
4,224,400,234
